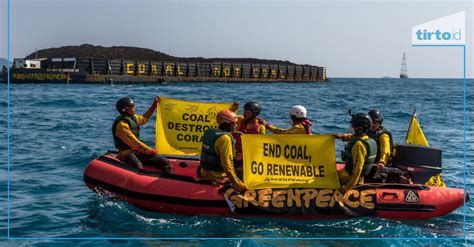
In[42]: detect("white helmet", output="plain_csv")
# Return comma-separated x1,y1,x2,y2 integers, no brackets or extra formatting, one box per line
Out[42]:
289,105,307,118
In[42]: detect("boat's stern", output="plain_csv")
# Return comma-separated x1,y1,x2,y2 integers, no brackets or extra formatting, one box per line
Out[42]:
376,185,468,220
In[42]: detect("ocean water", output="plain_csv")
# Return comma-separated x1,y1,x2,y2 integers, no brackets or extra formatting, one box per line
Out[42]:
0,78,473,246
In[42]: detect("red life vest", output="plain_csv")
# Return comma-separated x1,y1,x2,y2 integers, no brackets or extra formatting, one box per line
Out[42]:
238,119,261,134
233,119,261,154
299,119,313,135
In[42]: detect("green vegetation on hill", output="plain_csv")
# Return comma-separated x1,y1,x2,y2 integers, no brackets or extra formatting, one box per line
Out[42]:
26,44,295,65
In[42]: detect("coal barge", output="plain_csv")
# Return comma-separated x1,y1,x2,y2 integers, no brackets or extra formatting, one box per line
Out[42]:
6,45,327,84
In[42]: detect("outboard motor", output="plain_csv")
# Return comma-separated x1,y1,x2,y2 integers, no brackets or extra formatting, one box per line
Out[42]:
391,144,442,184
372,167,412,184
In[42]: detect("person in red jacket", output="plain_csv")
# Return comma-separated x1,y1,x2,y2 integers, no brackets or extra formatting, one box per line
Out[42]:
232,102,266,162
112,96,170,171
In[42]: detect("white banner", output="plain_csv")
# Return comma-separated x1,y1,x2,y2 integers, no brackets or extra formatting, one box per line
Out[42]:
412,11,465,45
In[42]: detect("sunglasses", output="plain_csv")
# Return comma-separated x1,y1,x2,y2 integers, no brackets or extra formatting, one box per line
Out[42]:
126,104,136,108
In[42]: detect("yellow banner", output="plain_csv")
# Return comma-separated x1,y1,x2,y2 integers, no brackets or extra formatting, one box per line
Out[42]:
155,97,235,156
242,134,340,189
405,115,429,146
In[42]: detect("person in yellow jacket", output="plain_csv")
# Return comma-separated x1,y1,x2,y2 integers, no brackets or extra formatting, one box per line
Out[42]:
112,96,170,170
199,109,246,192
334,110,393,182
262,105,313,134
367,110,393,169
337,113,377,192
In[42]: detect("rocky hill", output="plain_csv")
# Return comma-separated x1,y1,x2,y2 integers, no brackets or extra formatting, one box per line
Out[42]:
26,44,295,65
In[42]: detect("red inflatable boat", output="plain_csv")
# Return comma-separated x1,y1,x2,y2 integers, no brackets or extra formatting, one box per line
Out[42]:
84,151,468,220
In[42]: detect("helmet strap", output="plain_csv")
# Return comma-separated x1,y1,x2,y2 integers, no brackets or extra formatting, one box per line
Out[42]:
353,126,366,135
291,115,306,124
120,107,133,116
218,122,234,132
245,112,257,124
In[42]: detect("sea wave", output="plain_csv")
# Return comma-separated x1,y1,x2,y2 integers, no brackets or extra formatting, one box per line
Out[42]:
1,79,472,244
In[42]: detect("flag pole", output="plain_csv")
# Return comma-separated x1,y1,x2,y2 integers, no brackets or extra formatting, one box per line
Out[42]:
405,108,417,143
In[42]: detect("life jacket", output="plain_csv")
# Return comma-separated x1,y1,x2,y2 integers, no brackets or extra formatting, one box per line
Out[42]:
112,115,140,150
238,118,261,134
342,135,377,177
299,119,313,135
368,127,394,163
233,119,261,153
200,128,235,172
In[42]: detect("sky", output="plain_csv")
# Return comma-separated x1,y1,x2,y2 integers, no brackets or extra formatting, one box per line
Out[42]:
1,0,472,78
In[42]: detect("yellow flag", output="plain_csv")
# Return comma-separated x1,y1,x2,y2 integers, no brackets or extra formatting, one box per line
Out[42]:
425,173,446,187
155,96,235,156
405,113,446,187
405,115,429,146
242,134,340,189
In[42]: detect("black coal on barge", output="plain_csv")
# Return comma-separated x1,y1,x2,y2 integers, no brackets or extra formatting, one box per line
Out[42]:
8,45,327,84
9,58,327,84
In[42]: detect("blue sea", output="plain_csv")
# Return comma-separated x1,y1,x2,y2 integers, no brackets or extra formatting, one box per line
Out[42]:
1,78,473,246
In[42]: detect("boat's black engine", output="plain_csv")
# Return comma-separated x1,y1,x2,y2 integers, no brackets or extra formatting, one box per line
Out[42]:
391,144,442,184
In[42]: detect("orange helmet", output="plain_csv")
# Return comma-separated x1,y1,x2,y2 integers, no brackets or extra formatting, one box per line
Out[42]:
216,110,238,124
